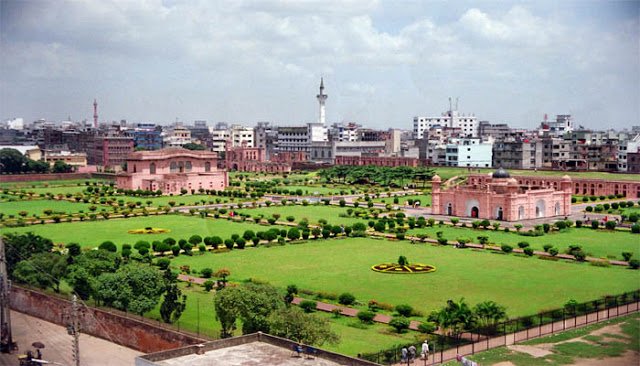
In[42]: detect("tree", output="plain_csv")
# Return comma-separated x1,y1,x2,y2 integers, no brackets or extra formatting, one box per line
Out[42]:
429,298,476,337
160,269,187,324
287,227,301,240
12,252,67,292
268,307,340,346
284,284,298,305
473,301,507,333
52,160,73,173
389,317,410,333
183,143,206,150
338,292,356,305
357,310,375,323
214,283,284,337
96,263,165,315
26,159,50,173
188,235,202,246
4,233,53,275
299,300,317,313
99,241,117,252
0,148,27,173
395,304,413,317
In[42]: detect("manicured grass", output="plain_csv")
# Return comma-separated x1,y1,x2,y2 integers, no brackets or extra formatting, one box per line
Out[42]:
0,215,276,248
371,194,432,205
0,199,95,217
0,178,109,189
407,225,640,259
443,313,640,366
121,194,242,207
281,185,348,195
169,237,639,318
236,204,370,226
21,185,91,196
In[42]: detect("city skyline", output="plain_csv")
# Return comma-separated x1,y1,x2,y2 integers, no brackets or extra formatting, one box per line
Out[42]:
1,0,639,129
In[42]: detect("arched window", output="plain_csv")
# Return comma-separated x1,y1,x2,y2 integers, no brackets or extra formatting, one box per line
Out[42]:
204,162,211,172
170,162,177,173
518,206,525,220
555,202,561,215
149,162,156,174
133,164,137,173
185,161,192,172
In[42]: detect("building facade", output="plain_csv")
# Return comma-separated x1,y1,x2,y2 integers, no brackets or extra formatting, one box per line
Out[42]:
432,169,572,221
116,148,227,194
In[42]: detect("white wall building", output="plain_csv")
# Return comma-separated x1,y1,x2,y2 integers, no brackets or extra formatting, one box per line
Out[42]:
413,105,478,139
538,114,573,137
444,138,493,167
618,134,640,172
163,124,192,147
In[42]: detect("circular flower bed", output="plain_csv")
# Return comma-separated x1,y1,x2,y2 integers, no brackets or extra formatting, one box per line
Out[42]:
371,263,436,274
127,228,171,234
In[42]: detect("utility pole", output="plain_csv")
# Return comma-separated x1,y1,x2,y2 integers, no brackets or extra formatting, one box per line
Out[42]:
0,236,16,353
67,295,80,366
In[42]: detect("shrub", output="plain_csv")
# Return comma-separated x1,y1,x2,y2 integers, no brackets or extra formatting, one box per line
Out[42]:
287,228,301,240
286,215,295,222
632,224,640,234
201,268,213,278
203,280,215,292
417,321,437,333
395,304,413,317
549,247,559,256
629,259,640,269
591,220,599,230
501,244,513,254
622,252,634,262
198,244,206,253
575,220,583,228
357,310,376,323
299,300,317,313
517,241,530,249
235,238,246,249
156,258,171,270
171,244,181,256
585,206,593,212
523,247,534,256
605,221,616,230
389,317,410,333
99,241,117,252
543,244,553,252
338,292,356,305
224,239,234,250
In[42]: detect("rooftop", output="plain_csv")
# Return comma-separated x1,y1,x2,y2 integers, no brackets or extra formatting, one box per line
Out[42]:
136,333,379,366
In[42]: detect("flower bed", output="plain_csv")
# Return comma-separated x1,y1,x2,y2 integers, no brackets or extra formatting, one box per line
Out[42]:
371,263,436,274
127,227,171,234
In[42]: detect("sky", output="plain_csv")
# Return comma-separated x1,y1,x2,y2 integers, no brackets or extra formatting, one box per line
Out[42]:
1,0,639,130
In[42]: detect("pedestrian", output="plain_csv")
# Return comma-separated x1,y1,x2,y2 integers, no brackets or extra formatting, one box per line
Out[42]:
421,340,429,360
408,345,416,363
401,347,408,363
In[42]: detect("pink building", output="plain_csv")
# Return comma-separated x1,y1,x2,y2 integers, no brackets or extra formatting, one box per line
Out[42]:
116,148,227,194
335,155,419,167
225,145,292,173
432,168,572,221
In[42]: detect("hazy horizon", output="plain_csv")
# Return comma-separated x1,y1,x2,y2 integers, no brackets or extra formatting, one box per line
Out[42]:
1,0,639,130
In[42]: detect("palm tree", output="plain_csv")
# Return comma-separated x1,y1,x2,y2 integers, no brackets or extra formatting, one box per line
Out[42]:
430,298,476,337
473,301,507,334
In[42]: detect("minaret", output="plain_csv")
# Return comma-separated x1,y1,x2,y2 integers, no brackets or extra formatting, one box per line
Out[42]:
93,99,98,129
316,78,328,125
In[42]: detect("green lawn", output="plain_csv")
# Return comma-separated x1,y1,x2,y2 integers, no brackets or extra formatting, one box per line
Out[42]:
169,237,639,318
236,204,370,226
407,225,640,260
442,313,640,366
0,215,276,248
0,178,109,189
121,194,243,207
0,199,95,217
372,194,432,206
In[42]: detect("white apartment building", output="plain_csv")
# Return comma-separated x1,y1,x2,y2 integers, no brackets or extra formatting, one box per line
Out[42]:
209,124,254,152
163,124,192,147
329,122,360,142
618,134,640,172
444,138,493,167
538,114,573,137
413,108,478,139
276,123,328,153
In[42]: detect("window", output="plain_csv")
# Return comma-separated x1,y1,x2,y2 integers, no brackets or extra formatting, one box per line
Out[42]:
204,162,211,172
149,163,156,174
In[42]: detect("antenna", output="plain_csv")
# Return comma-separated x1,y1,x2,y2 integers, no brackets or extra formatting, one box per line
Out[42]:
455,97,459,111
448,97,452,111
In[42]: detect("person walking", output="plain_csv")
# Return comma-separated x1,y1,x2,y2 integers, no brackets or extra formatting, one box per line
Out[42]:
420,340,429,360
408,345,416,363
456,354,478,366
401,347,408,363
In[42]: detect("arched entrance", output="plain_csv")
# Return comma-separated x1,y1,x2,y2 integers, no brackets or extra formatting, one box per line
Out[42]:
518,206,525,220
496,207,503,220
555,202,561,216
471,207,479,218
446,203,453,215
536,199,545,218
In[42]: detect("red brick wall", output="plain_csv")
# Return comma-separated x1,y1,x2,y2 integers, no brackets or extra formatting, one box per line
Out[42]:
10,287,206,353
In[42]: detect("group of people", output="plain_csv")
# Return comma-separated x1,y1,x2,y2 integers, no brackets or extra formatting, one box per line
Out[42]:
400,340,429,363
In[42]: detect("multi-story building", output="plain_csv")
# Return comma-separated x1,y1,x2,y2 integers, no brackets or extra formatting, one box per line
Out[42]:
131,123,163,151
210,124,254,153
619,134,640,172
163,123,192,148
493,140,543,170
444,138,493,167
89,135,134,171
254,121,277,159
538,114,573,137
189,121,212,148
116,148,227,194
329,122,360,142
413,102,478,139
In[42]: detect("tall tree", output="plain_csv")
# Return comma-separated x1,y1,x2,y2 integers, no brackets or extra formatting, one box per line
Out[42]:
473,301,507,333
96,263,164,315
3,233,53,275
429,298,476,337
0,148,27,173
159,269,187,324
268,307,340,346
12,252,67,292
52,160,73,173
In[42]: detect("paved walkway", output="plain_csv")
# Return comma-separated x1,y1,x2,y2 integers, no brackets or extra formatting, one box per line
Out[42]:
0,310,142,366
